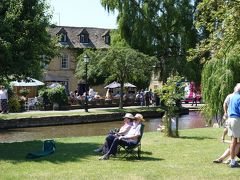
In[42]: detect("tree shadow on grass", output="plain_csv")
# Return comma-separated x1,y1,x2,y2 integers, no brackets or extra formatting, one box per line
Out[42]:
179,136,215,140
0,140,102,164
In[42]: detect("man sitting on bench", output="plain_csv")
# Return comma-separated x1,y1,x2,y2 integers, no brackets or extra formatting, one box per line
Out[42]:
99,113,144,160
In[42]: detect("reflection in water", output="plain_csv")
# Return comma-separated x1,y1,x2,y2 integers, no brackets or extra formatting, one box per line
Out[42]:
0,111,206,143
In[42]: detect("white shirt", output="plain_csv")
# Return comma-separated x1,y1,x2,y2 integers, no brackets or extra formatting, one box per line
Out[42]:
0,89,8,100
118,123,132,135
124,123,141,140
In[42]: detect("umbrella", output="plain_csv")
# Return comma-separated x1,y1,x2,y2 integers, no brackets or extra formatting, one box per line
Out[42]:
105,82,137,89
124,82,136,88
48,83,62,88
104,81,120,89
10,78,44,87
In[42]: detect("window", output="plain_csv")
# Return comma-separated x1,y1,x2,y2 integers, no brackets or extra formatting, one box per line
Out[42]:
61,54,69,69
59,34,67,42
80,34,89,43
105,35,110,44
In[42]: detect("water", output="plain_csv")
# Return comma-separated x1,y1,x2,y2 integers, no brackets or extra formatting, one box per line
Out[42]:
0,111,206,142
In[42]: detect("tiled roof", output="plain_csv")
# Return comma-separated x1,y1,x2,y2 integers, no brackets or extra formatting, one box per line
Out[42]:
48,26,111,49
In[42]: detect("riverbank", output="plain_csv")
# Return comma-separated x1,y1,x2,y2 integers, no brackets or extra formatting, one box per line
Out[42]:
0,128,237,179
0,104,202,129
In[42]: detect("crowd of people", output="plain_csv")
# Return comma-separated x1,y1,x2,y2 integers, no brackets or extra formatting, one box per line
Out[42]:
213,83,240,168
69,87,158,107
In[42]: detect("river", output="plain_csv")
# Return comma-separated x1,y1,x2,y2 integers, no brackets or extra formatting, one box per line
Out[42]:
0,111,206,142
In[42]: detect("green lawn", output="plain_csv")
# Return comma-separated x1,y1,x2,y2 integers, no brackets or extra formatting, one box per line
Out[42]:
0,128,238,180
0,107,163,120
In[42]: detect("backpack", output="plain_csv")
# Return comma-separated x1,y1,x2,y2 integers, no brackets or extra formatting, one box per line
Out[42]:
43,140,56,152
26,140,56,159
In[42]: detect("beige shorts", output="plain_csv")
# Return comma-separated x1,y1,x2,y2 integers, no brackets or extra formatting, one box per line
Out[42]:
228,118,240,138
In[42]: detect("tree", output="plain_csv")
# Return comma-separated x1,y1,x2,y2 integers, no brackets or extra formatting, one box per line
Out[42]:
190,0,240,124
155,74,184,137
101,0,201,83
76,47,157,109
0,0,56,82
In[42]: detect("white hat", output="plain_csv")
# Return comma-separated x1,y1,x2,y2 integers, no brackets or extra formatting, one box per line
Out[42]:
123,113,135,119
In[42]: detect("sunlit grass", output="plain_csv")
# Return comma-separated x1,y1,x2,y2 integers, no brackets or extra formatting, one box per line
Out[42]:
0,107,164,120
0,128,239,179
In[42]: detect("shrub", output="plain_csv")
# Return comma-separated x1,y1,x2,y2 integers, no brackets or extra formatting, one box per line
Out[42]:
48,86,68,106
39,86,68,107
8,96,21,112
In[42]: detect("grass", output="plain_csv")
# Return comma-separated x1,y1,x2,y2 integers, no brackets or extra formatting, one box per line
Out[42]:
0,107,164,120
0,127,239,179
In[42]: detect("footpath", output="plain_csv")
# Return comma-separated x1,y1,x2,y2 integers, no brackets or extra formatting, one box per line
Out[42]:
0,104,203,129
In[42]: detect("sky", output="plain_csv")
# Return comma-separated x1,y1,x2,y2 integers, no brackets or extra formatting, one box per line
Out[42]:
48,0,118,29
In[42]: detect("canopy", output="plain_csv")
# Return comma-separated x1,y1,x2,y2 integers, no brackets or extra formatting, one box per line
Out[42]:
124,82,136,88
10,78,44,87
104,82,136,89
47,83,62,88
104,81,120,89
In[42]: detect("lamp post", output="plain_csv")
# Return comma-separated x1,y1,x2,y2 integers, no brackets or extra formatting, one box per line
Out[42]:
83,54,90,112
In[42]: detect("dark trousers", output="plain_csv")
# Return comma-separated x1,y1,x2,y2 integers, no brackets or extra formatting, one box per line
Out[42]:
1,99,8,113
105,134,117,153
192,98,197,106
106,138,138,156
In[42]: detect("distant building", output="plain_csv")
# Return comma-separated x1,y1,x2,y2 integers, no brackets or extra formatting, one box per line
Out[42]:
45,26,111,93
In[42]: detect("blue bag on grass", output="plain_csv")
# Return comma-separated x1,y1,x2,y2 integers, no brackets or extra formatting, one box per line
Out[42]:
26,140,56,159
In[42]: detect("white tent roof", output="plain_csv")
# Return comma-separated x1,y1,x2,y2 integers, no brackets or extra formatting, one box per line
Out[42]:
104,81,121,89
104,82,136,89
10,78,44,87
124,82,136,88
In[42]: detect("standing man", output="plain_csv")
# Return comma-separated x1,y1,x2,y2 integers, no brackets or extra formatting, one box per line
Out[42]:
228,83,240,168
0,86,8,114
221,92,234,141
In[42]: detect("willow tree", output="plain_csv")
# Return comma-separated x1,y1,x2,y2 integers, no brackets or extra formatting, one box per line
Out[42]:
190,0,240,124
101,0,201,83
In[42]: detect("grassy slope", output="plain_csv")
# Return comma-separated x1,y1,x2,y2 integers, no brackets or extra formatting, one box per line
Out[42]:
0,128,239,180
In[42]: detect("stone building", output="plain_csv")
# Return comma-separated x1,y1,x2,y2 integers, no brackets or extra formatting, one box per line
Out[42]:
45,26,111,93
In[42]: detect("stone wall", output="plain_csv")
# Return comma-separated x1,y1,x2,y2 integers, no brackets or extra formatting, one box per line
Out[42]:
0,111,165,129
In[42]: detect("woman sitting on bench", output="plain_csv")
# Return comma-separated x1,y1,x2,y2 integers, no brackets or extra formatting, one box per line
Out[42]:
99,113,144,160
94,113,134,153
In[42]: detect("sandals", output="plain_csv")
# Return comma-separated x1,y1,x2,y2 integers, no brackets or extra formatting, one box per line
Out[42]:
213,159,223,163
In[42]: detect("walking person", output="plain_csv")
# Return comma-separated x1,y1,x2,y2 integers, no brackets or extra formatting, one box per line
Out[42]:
191,90,197,106
227,83,240,168
0,85,8,114
139,89,144,107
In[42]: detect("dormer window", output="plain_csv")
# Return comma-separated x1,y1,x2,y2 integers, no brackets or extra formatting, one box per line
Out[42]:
80,34,89,43
78,29,89,44
56,28,68,43
102,30,110,45
60,34,67,42
105,35,110,44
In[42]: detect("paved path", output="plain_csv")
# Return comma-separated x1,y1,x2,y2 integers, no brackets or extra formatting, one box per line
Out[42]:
8,103,204,115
